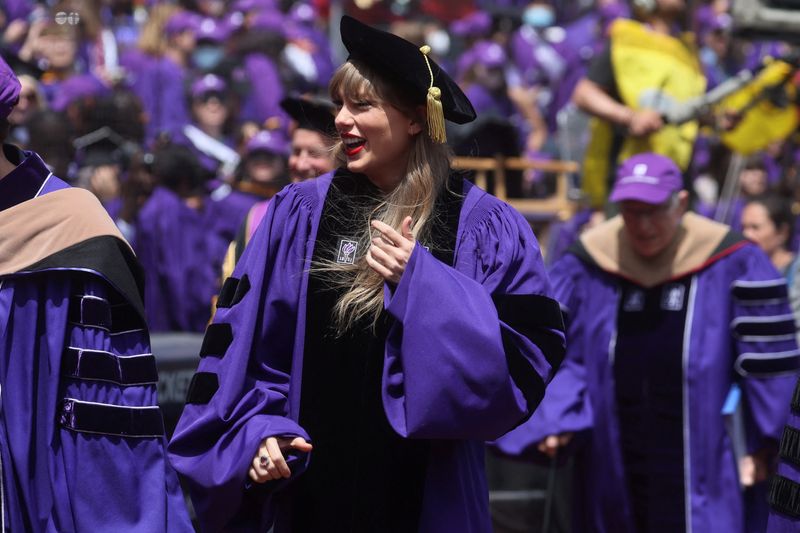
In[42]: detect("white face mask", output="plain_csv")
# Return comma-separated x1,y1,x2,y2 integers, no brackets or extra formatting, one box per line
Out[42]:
426,29,451,57
523,5,555,28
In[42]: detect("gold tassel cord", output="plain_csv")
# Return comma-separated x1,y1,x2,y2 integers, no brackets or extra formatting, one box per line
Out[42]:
419,45,447,144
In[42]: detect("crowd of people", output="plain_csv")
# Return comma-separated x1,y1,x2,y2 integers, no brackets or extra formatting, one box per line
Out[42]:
2,0,800,531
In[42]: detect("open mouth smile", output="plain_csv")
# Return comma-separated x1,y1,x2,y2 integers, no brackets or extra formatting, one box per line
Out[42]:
341,134,366,156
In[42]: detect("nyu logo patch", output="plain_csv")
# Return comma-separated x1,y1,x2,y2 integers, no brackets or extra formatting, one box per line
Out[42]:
623,290,645,312
336,239,358,264
661,284,686,311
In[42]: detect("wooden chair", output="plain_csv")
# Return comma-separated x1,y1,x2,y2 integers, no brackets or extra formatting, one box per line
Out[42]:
451,156,580,222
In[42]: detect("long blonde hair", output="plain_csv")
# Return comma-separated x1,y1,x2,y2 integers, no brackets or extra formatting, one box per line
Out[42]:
322,61,452,334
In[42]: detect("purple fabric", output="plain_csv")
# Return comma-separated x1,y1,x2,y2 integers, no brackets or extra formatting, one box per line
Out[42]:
165,11,200,36
767,377,800,530
246,199,271,241
245,130,289,156
238,53,287,126
120,52,190,144
450,11,492,38
50,74,110,112
205,186,261,262
498,233,797,532
196,16,232,43
169,172,564,531
250,9,285,34
609,153,683,204
2,0,33,21
464,84,514,119
0,154,192,531
191,73,227,99
0,54,21,119
134,187,219,332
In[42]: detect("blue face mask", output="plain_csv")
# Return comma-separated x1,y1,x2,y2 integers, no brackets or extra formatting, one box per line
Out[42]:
523,6,555,28
192,45,225,70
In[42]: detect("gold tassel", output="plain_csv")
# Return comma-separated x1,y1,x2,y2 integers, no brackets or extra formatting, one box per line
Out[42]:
419,45,447,144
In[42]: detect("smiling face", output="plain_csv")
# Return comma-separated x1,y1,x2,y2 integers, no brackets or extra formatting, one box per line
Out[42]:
330,62,423,191
288,128,335,182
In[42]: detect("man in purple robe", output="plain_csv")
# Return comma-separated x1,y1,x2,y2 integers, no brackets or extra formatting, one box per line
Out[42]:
497,153,799,533
0,56,191,531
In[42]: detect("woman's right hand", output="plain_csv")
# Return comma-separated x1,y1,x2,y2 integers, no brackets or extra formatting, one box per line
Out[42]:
537,433,573,459
248,436,313,484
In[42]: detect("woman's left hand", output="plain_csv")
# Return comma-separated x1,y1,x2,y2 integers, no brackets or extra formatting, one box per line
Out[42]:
366,217,415,284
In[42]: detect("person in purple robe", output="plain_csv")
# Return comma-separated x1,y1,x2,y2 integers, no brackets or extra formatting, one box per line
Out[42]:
497,152,799,533
134,143,220,332
0,55,192,531
169,15,566,532
221,94,339,279
120,8,197,144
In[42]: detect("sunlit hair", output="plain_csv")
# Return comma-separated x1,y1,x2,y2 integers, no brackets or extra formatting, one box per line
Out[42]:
320,60,453,334
138,4,180,57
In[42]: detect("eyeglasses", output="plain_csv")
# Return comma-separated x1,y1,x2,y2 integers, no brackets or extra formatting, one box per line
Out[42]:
619,197,678,220
19,92,38,104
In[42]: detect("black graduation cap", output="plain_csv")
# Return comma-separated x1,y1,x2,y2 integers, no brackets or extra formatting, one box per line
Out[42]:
73,126,137,169
339,15,476,143
279,94,337,137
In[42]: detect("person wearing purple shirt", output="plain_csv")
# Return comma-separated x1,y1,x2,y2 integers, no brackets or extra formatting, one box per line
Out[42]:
499,153,798,533
169,16,565,532
0,55,191,531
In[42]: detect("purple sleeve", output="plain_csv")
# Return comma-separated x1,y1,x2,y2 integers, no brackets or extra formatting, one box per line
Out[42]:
168,187,311,531
493,252,594,458
381,202,565,440
729,246,799,451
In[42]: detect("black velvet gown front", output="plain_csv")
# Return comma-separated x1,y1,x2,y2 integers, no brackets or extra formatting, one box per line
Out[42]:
289,170,462,532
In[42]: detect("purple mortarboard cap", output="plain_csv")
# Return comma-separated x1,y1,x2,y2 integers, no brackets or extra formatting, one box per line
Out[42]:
450,11,492,38
245,130,289,156
165,11,200,36
610,153,683,204
471,40,506,69
196,17,232,43
250,10,286,34
51,74,109,112
191,73,228,99
0,55,21,119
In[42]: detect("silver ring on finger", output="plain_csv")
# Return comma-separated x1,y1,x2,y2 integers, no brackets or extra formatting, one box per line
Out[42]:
260,455,270,467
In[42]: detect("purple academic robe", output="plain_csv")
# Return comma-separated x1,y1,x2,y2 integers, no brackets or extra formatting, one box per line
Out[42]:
135,186,219,332
168,172,566,532
0,148,191,531
498,220,798,533
767,379,800,529
120,51,190,144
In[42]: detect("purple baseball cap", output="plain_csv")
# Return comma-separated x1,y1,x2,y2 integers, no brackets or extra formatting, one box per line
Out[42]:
165,11,201,37
250,10,286,34
450,11,492,38
609,153,683,204
51,74,110,112
0,55,21,119
196,17,232,43
245,130,289,157
470,41,507,69
191,74,227,99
